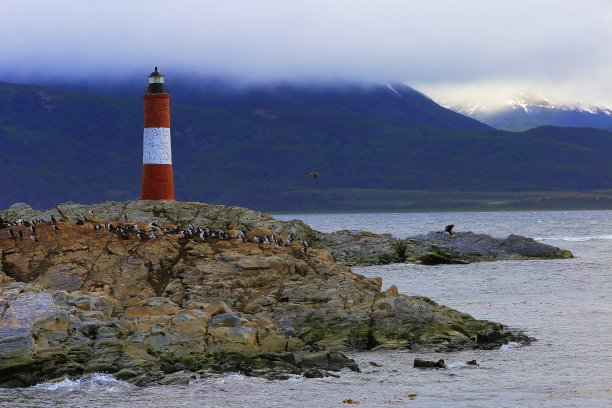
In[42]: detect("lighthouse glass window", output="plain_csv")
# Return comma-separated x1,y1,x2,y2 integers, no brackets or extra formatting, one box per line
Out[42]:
149,76,164,84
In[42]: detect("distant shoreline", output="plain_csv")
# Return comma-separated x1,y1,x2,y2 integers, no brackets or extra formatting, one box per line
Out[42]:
6,190,612,214
267,189,612,214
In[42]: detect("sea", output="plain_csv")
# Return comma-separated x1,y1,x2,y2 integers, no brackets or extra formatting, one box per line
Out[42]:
1,210,610,407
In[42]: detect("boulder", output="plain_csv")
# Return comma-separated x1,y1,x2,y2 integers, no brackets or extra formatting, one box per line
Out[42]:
413,358,445,369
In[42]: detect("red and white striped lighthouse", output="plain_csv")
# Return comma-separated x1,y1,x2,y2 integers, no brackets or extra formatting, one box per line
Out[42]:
141,67,175,200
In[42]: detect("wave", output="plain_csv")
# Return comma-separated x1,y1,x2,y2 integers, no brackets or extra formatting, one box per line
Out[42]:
535,235,612,242
33,373,133,392
214,372,246,385
500,342,522,351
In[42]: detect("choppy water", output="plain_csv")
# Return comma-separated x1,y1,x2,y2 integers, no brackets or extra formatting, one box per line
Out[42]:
2,211,611,407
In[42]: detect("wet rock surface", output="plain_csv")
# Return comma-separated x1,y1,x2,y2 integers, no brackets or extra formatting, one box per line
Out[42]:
0,201,534,386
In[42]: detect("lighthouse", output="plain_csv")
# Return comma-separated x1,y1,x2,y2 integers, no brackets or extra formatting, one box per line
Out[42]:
141,67,175,200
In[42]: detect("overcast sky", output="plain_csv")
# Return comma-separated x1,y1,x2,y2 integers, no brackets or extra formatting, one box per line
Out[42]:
3,0,612,105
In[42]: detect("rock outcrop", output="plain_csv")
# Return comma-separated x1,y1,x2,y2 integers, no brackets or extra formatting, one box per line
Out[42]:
405,231,573,265
0,201,572,267
320,230,572,266
316,230,404,266
0,201,533,386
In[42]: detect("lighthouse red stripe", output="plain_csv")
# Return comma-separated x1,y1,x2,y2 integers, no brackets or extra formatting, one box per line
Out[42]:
141,164,175,200
144,94,170,128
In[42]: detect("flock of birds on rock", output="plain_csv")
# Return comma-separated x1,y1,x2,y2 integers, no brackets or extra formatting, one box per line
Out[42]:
0,212,311,254
0,215,61,242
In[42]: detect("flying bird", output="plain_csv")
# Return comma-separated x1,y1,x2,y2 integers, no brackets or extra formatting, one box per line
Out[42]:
306,172,319,179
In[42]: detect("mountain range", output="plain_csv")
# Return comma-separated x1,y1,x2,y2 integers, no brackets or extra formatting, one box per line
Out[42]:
440,94,612,131
2,80,612,211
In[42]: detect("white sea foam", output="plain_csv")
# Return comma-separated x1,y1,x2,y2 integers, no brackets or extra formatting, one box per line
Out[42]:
33,377,82,392
33,373,132,392
215,372,246,385
446,362,466,370
535,235,612,242
500,342,522,351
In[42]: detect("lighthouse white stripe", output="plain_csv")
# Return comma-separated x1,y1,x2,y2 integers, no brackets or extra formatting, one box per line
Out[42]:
143,127,172,164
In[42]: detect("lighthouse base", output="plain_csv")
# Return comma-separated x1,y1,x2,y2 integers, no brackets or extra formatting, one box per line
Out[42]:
141,164,175,200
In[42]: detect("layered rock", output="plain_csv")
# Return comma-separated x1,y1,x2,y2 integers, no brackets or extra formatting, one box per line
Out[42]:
405,231,573,265
316,230,403,266
320,230,572,266
0,201,533,386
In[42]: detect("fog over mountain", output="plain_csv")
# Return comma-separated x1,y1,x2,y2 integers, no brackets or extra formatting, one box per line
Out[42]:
3,1,612,106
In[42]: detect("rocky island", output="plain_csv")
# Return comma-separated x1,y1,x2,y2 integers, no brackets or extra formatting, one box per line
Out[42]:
0,201,571,387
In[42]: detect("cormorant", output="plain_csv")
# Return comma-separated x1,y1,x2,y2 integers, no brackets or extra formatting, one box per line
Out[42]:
445,224,455,235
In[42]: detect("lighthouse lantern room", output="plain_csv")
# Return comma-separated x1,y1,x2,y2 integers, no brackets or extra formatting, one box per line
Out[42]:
141,67,175,200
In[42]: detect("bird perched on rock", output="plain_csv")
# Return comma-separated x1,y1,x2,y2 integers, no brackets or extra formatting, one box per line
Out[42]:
445,224,455,235
306,172,319,179
51,215,57,224
53,225,60,232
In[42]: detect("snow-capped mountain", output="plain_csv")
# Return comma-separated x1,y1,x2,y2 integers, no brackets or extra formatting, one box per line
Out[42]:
439,94,612,131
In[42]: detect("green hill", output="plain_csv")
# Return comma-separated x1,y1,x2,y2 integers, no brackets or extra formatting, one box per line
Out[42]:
1,81,612,211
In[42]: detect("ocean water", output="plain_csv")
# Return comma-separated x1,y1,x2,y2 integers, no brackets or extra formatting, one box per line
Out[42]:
1,211,611,407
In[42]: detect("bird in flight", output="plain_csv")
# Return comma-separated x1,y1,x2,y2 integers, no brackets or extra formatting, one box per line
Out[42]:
306,172,319,179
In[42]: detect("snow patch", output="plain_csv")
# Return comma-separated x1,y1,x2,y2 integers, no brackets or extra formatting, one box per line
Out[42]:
386,84,402,97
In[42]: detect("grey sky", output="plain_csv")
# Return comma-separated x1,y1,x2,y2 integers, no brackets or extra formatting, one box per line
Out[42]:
3,0,612,104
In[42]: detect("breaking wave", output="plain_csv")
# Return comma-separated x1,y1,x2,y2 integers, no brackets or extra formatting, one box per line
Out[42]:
500,342,522,351
535,235,612,242
33,373,133,392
